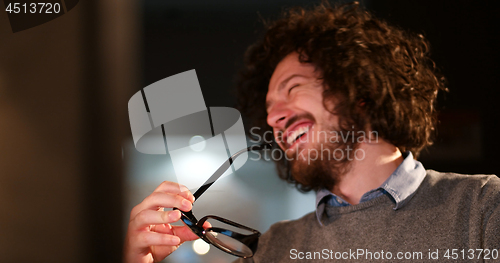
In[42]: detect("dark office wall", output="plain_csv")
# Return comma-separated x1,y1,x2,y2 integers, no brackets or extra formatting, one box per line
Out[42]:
0,0,139,262
369,1,499,175
0,5,85,262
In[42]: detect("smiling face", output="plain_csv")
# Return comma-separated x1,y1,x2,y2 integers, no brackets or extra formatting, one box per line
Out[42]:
266,52,339,157
266,52,355,189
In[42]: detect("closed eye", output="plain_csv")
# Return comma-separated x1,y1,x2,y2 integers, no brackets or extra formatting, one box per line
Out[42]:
288,84,300,94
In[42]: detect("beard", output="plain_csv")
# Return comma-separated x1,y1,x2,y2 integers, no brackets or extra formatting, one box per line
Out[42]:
287,125,360,192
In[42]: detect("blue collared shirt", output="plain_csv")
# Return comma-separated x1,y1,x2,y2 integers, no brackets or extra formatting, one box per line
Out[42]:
315,152,426,225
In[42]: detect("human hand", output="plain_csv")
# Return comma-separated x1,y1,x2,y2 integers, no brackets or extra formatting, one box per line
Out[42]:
124,181,204,263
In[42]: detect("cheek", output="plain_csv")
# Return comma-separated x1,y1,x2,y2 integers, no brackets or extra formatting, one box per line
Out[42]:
292,93,317,109
299,95,327,117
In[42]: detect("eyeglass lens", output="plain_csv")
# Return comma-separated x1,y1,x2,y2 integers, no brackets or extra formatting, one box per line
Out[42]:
205,231,253,257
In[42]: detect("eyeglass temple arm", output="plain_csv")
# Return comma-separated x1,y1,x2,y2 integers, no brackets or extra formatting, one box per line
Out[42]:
192,143,272,200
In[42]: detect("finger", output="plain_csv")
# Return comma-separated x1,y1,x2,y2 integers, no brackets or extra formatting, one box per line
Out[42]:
150,245,177,263
153,181,187,193
131,192,192,218
171,225,203,242
134,231,181,247
149,224,200,244
153,224,201,242
154,222,210,241
153,181,195,203
130,210,182,230
202,221,212,229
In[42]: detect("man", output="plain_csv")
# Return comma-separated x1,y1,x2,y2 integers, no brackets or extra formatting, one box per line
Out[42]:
125,2,500,262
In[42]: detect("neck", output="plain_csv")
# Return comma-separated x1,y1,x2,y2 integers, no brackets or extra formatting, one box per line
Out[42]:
331,140,403,205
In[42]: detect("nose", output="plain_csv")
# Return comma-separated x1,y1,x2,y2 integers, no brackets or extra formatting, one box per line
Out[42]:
266,102,294,130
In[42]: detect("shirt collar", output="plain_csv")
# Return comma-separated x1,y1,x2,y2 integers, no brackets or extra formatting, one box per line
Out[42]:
315,152,426,224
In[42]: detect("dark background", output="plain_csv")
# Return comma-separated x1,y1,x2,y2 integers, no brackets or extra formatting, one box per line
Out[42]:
370,0,499,175
0,0,498,262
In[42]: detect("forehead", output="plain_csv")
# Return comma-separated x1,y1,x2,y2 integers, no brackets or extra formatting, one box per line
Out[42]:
268,53,314,91
266,53,319,100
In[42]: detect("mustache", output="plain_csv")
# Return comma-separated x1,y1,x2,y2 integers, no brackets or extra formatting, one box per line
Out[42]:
274,113,316,144
284,113,316,131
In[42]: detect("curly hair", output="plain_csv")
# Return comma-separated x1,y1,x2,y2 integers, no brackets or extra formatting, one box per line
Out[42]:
236,1,447,191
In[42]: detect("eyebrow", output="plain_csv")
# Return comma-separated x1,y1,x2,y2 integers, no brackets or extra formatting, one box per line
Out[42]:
266,74,306,110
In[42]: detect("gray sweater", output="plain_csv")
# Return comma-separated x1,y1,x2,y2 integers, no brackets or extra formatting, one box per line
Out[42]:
236,170,500,262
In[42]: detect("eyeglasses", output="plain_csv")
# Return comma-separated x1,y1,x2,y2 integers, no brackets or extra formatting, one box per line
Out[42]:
174,143,272,258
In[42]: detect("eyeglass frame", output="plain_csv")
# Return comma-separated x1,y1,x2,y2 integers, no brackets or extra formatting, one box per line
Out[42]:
174,143,272,258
